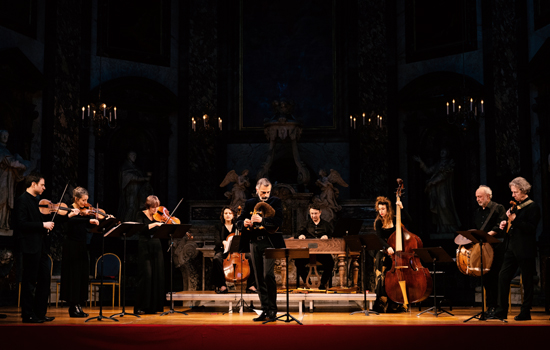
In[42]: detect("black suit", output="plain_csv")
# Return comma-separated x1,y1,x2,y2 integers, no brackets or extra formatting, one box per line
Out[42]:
13,192,51,320
497,197,541,315
236,197,284,312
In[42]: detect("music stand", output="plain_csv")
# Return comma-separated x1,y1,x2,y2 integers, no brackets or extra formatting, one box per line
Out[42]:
86,217,119,322
222,236,253,314
414,247,454,317
457,230,504,323
264,247,309,324
157,224,192,316
346,234,382,316
107,223,146,318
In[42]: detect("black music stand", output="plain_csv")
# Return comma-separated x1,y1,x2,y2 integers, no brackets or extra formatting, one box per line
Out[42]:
86,217,119,322
457,230,504,323
107,223,146,318
222,236,254,314
264,247,309,324
346,234,382,316
158,224,192,316
414,247,454,317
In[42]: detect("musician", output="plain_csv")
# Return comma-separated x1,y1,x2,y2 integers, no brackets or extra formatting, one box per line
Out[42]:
292,204,334,290
134,195,165,315
372,196,411,313
236,178,284,322
492,177,540,321
13,172,55,323
472,185,506,314
60,187,97,317
213,207,256,294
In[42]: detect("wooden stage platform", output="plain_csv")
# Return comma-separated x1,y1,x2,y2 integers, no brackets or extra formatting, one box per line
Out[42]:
2,301,549,350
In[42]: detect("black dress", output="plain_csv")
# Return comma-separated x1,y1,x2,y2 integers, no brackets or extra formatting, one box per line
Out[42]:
60,215,91,306
134,211,165,314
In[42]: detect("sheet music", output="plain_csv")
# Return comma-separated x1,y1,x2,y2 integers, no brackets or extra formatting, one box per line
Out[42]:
223,235,234,254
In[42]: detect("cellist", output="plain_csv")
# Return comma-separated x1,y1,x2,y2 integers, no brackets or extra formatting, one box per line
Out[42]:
213,207,256,293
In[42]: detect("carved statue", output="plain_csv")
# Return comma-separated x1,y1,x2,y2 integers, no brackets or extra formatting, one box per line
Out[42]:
220,169,250,212
117,151,153,222
413,148,461,234
0,130,31,230
312,169,349,222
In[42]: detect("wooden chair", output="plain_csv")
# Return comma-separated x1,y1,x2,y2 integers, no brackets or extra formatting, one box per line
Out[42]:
89,253,121,307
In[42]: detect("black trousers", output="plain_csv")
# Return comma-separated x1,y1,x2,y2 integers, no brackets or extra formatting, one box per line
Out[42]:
497,249,536,314
484,243,505,309
294,254,334,287
249,238,277,312
21,252,50,319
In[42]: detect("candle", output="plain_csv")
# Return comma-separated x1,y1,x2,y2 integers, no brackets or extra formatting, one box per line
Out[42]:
481,100,484,113
114,107,117,120
353,117,356,129
203,114,207,127
362,113,365,125
446,102,449,115
350,115,352,127
103,104,106,117
452,99,455,112
109,111,112,122
470,98,473,111
377,115,380,127
475,106,477,116
93,110,96,119
458,105,462,112
380,116,383,128
82,107,85,120
193,119,196,132
87,105,90,117
219,118,222,130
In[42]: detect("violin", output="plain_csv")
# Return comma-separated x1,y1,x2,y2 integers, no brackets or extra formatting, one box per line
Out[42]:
38,199,73,216
384,179,432,309
223,206,251,283
153,206,181,224
78,203,111,220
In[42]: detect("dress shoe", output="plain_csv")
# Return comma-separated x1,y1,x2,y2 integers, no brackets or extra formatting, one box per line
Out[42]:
69,306,87,318
247,288,258,294
40,316,55,322
488,310,507,320
514,312,531,321
135,310,146,315
266,310,277,322
216,287,228,294
253,311,268,322
76,305,89,317
22,316,45,324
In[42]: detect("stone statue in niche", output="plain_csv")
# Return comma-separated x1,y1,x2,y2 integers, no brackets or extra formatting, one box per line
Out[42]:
312,169,349,222
266,98,296,123
0,130,32,230
413,148,461,234
117,151,153,222
219,169,250,212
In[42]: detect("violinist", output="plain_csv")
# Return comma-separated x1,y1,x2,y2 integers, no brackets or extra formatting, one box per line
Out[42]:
60,187,99,318
134,195,165,315
490,177,541,321
372,196,412,313
213,207,256,294
13,173,56,323
292,204,334,290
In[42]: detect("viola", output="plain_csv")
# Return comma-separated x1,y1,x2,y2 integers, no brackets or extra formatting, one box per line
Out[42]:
384,179,433,308
153,206,181,224
78,203,111,220
223,206,251,283
38,199,73,216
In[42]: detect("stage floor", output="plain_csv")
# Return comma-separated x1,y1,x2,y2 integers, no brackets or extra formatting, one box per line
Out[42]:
1,304,549,325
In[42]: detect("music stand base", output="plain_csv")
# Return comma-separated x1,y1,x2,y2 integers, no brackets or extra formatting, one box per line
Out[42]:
85,315,119,322
269,313,302,325
464,311,507,323
417,306,453,317
160,308,188,316
350,309,379,316
110,311,141,318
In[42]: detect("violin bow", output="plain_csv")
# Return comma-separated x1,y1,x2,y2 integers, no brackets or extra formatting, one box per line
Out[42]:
49,182,69,230
165,198,184,224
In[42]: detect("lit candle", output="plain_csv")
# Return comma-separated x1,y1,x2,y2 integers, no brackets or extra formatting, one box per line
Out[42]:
193,119,196,132
470,98,473,111
114,107,117,120
452,99,455,112
219,118,222,130
203,114,207,127
446,102,449,115
93,110,96,118
350,115,352,127
87,105,90,117
380,116,383,128
353,117,356,129
362,113,365,125
82,107,85,120
481,100,484,113
368,118,371,124
377,115,380,127
458,105,462,112
103,104,106,117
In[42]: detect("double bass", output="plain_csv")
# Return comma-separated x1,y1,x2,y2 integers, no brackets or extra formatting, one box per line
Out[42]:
385,179,432,308
223,206,250,283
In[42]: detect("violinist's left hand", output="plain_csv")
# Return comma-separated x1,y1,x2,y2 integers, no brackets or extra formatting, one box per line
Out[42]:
90,219,99,225
68,208,80,218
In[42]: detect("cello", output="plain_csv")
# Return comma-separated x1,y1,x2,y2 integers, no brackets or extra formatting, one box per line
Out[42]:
385,179,432,309
223,206,250,283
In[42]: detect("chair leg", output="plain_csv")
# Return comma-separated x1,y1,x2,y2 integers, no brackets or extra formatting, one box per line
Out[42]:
112,285,115,307
18,282,21,308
